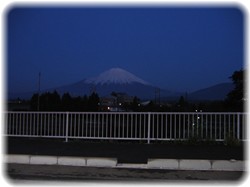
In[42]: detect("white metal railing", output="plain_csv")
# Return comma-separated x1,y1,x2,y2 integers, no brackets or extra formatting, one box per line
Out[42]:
4,112,247,143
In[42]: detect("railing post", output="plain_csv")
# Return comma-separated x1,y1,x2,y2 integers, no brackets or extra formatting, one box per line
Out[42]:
237,113,240,140
65,112,69,142
5,112,8,135
147,112,151,144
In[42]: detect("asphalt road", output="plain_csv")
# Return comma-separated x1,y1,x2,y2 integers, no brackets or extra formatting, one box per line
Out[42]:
6,164,245,182
6,137,244,163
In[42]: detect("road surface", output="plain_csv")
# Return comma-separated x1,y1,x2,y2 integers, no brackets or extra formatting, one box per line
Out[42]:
6,164,245,182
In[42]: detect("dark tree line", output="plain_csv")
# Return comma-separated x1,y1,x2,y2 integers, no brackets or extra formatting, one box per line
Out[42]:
30,91,100,111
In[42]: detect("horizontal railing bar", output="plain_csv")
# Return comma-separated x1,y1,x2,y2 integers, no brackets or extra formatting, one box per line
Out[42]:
6,135,66,138
4,111,246,115
4,135,229,141
67,137,150,141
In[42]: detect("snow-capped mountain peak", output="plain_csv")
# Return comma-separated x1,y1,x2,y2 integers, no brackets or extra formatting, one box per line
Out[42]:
85,68,150,85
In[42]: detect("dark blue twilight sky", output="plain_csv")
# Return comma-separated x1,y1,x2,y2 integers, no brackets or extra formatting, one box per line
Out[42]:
7,6,244,94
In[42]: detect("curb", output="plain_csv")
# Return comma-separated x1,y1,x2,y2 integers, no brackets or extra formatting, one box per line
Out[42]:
5,154,246,171
30,156,58,165
58,156,86,166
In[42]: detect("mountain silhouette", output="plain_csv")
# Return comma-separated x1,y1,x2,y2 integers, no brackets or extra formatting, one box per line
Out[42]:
52,68,173,99
8,68,233,101
188,83,234,101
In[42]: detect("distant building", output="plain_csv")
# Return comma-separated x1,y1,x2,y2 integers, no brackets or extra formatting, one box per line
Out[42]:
99,97,115,111
99,93,134,111
115,92,134,105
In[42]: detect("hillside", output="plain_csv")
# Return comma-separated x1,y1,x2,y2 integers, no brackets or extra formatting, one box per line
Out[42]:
188,83,234,101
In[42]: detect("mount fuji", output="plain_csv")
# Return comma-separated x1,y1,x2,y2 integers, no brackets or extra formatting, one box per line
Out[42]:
85,68,149,85
40,67,174,99
50,68,172,99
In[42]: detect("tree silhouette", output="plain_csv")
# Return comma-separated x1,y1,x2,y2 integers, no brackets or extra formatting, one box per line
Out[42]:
88,92,100,111
49,91,61,111
131,96,140,111
225,69,244,111
30,93,39,111
176,96,189,111
61,93,72,111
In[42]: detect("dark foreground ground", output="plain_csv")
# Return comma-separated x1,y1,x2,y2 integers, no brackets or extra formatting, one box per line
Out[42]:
6,164,245,182
6,137,244,163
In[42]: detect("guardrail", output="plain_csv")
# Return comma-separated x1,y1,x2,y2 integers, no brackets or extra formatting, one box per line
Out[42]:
4,112,247,143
